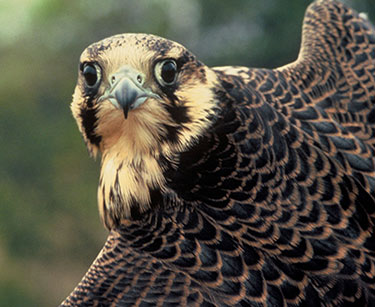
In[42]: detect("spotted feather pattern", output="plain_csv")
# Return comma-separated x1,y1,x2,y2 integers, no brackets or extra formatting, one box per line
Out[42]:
62,1,375,306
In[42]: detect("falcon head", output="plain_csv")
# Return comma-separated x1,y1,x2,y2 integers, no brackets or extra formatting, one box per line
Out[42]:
71,33,221,228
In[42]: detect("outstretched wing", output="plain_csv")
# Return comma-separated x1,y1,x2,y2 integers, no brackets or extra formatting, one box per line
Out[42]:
282,0,375,155
61,1,375,306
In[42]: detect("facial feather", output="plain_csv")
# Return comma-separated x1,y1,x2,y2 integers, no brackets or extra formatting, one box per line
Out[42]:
71,33,221,228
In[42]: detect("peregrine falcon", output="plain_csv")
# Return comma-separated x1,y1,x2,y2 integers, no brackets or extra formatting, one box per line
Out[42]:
62,0,375,306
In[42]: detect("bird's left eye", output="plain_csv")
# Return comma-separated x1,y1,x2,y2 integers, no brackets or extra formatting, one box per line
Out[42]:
82,63,101,89
155,59,178,87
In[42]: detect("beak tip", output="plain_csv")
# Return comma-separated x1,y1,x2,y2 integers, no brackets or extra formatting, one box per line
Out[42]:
123,106,129,119
101,72,155,119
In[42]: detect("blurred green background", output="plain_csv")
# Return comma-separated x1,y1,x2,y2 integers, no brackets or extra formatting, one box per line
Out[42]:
1,0,373,306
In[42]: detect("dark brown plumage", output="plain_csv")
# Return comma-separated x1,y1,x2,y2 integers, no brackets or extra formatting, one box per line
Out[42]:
62,1,375,306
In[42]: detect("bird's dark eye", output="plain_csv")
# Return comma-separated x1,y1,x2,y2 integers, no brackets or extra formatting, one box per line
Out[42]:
161,60,177,84
82,63,101,89
155,59,178,86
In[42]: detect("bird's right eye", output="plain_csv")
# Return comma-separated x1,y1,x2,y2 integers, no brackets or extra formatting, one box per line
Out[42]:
82,63,101,89
154,59,178,87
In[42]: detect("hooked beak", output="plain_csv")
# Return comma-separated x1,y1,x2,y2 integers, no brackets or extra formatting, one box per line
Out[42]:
99,66,159,118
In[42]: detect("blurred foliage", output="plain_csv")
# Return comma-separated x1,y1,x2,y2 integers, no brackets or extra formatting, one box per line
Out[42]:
0,0,373,305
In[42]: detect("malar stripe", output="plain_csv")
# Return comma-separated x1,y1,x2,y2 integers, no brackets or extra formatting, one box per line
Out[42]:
79,98,101,146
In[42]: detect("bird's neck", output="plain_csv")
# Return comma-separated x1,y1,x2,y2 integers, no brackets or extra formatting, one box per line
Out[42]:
98,138,168,229
94,102,176,229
